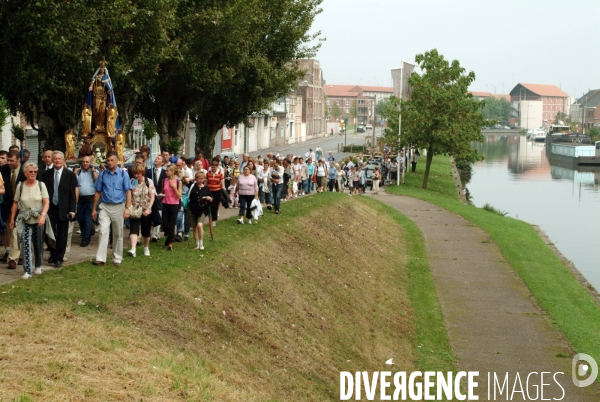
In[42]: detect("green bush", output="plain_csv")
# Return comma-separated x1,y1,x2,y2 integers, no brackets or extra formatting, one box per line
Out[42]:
342,144,366,153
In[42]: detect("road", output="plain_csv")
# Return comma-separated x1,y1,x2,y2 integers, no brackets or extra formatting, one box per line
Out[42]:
248,127,383,160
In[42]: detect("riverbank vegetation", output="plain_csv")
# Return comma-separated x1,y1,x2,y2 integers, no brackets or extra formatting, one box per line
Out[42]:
0,194,454,401
387,155,600,367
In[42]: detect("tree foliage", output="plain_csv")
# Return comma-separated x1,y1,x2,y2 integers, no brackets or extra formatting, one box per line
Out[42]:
382,49,486,189
0,96,9,127
555,111,569,124
331,101,341,121
481,96,511,123
350,100,358,121
0,0,177,157
0,0,322,157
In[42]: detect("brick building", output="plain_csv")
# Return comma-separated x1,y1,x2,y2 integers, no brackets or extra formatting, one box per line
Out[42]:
509,83,568,128
324,85,393,124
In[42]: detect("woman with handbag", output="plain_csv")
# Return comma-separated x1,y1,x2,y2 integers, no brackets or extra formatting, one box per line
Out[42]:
127,164,155,257
372,166,381,195
9,162,48,279
235,166,259,224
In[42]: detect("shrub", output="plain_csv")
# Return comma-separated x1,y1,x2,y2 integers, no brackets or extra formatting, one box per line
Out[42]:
482,203,508,216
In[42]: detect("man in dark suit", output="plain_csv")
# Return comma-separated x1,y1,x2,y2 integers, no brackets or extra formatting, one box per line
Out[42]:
0,150,26,268
42,151,78,268
37,149,54,180
148,154,166,241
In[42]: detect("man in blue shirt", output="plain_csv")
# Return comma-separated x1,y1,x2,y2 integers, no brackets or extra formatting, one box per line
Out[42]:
74,156,98,247
91,151,132,266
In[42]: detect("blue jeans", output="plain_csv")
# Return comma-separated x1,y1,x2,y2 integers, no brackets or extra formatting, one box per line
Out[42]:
177,208,190,235
305,179,313,194
301,179,307,194
271,184,283,212
77,201,93,243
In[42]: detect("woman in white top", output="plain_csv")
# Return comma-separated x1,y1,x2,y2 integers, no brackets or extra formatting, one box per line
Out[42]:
335,164,345,192
258,162,271,207
315,160,327,193
10,162,49,279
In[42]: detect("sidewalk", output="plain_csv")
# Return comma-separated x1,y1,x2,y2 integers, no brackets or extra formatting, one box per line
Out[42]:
0,206,242,286
371,192,599,400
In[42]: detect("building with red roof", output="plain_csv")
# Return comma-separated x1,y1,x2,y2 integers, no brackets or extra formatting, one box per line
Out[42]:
509,83,569,127
324,85,393,124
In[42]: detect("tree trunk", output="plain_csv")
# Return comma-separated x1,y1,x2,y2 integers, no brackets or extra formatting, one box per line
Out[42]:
35,102,67,163
421,143,434,189
156,109,186,154
194,119,220,158
119,92,137,148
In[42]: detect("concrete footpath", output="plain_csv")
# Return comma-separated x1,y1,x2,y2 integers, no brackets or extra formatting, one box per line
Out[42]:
371,193,599,401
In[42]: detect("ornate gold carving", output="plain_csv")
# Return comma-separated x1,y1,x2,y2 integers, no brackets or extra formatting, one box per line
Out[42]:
64,129,75,160
115,129,126,163
81,105,92,138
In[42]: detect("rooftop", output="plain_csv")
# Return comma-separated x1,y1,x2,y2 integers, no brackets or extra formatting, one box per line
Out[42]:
510,83,568,98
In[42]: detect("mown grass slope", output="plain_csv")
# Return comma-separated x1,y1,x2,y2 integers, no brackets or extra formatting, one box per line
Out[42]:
0,193,454,401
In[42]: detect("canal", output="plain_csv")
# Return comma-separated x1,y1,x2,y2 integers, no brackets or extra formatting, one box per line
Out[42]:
468,133,600,291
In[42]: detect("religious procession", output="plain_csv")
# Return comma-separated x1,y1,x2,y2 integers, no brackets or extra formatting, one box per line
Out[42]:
0,61,417,280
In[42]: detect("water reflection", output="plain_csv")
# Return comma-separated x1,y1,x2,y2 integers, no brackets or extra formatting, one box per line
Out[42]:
469,134,600,290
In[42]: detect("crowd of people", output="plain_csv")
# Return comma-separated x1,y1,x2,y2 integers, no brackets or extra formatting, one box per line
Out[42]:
0,143,419,280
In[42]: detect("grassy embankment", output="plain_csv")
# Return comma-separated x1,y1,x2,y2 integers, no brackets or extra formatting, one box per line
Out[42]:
0,193,454,401
387,155,600,366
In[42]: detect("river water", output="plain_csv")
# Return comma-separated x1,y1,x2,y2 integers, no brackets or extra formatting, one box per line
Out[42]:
468,134,600,290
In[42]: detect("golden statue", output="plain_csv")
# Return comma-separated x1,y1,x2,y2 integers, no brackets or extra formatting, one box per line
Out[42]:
106,104,118,139
115,129,126,163
88,62,111,130
81,105,92,137
64,129,75,160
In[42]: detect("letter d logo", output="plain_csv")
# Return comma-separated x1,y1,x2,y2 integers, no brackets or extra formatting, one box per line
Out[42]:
572,353,598,387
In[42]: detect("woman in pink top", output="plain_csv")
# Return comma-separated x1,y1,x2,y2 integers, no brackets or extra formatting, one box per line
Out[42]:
234,166,259,224
158,165,182,250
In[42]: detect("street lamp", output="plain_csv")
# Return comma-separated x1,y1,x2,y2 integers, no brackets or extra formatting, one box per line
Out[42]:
344,117,348,146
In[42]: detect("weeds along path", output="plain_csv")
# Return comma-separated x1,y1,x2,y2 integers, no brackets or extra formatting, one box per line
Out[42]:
370,193,598,401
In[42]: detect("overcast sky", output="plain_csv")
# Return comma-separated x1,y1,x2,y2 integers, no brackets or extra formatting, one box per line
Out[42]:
310,0,600,98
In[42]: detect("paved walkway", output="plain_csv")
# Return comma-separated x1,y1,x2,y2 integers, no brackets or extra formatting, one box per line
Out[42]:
371,192,599,401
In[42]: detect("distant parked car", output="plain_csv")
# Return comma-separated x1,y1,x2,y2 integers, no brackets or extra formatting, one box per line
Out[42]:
365,124,373,130
510,125,520,130
357,125,366,133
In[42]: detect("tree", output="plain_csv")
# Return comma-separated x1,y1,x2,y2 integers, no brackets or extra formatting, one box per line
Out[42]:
0,96,9,128
555,111,569,124
350,100,358,123
190,0,322,155
0,0,176,156
587,126,600,141
331,101,342,121
481,97,511,123
376,99,390,118
383,49,486,189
